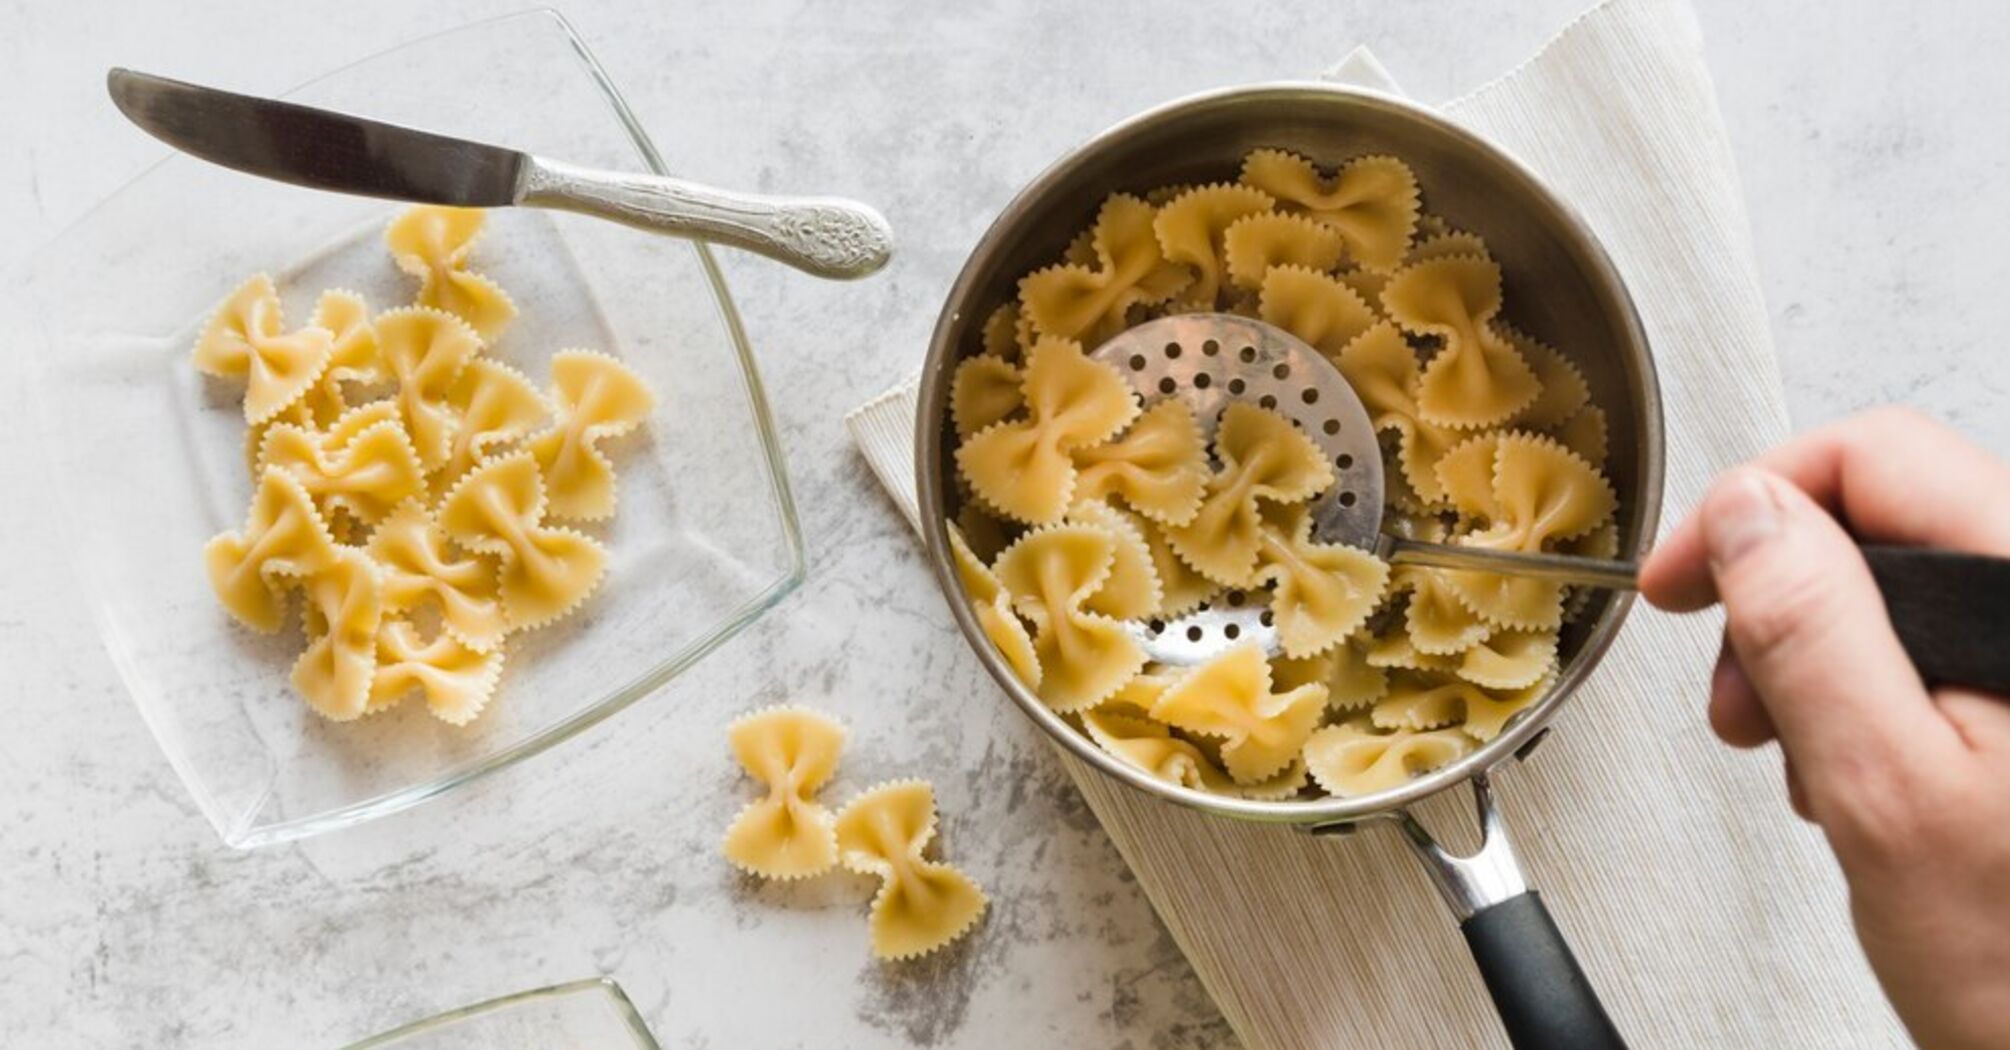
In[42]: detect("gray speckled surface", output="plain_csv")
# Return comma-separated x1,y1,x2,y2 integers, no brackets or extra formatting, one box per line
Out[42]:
2,1,2005,1046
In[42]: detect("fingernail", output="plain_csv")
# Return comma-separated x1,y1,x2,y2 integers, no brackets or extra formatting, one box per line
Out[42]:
1704,470,1782,569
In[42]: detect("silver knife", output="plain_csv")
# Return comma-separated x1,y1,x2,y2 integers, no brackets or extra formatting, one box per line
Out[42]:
106,67,893,280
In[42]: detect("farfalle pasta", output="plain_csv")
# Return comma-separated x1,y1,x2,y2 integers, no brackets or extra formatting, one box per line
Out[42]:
835,781,989,961
1253,502,1390,657
292,546,385,722
1381,256,1540,428
1068,399,1208,526
992,524,1146,712
1020,194,1190,346
195,205,656,726
1221,212,1345,291
1438,432,1616,629
1305,722,1475,798
193,274,334,424
1241,149,1421,271
1166,402,1334,586
939,147,1626,802
717,710,990,960
956,335,1139,525
524,350,655,521
1153,184,1275,309
722,706,847,880
1150,643,1327,784
370,619,505,725
386,204,518,340
438,451,608,631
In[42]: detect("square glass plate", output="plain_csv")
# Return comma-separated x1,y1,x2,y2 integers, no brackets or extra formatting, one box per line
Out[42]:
17,10,804,848
341,977,659,1049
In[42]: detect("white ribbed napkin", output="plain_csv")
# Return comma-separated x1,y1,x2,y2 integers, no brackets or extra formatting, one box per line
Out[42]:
845,0,1907,1045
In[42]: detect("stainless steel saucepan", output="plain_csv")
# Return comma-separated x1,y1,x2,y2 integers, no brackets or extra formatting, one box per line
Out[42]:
915,83,1661,1049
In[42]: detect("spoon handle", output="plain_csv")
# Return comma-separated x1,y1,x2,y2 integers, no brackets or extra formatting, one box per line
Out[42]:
1384,538,2010,695
1383,538,1641,589
518,156,894,280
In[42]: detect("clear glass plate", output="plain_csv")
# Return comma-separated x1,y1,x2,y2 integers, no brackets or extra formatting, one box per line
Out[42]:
16,10,804,848
341,977,659,1049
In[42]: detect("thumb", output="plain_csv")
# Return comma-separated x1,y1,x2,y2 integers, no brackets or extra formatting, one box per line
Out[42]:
1699,467,1959,798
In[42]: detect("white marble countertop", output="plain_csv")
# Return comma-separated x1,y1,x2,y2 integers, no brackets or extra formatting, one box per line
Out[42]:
3,1,2003,1046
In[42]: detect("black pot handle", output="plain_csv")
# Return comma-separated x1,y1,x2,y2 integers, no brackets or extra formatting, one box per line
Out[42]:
1463,891,1625,1049
1389,774,1627,1049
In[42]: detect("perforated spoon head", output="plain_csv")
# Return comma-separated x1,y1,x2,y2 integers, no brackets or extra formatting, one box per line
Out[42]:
1090,313,1389,665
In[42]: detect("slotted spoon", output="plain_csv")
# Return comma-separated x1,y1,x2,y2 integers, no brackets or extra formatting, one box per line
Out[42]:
1094,312,2010,694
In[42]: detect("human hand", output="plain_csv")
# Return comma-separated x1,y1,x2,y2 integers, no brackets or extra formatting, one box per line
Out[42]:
1639,407,2010,1050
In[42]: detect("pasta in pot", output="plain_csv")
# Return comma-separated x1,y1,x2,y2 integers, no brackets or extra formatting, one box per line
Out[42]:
940,148,1624,801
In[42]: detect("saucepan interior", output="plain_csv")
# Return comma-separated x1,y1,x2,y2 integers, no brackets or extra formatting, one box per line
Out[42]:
918,82,1663,825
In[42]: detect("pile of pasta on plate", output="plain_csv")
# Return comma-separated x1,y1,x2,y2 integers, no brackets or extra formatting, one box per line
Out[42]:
196,205,656,727
945,149,1617,799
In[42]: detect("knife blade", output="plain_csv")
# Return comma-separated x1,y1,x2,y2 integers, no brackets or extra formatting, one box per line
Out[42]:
107,67,523,206
103,66,894,280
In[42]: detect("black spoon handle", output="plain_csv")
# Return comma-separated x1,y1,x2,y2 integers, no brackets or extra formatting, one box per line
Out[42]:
1863,545,2010,695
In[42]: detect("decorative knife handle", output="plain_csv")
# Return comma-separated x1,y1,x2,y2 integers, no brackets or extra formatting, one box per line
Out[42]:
518,157,893,280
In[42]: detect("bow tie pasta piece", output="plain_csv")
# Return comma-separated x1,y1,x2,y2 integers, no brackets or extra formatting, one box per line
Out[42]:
440,358,551,489
1257,265,1379,359
946,524,1040,689
1370,670,1549,742
524,350,657,521
1095,502,1213,619
1082,704,1236,794
1407,230,1494,268
722,706,848,880
1304,722,1475,798
950,355,1024,440
251,289,380,441
1063,499,1164,620
1069,399,1208,527
955,336,1139,526
192,274,335,424
1504,326,1590,430
257,412,426,527
1335,322,1465,505
369,618,506,724
979,302,1037,363
1240,150,1421,272
386,205,518,340
1149,643,1327,784
204,469,341,632
1457,629,1558,691
1393,564,1495,656
1555,405,1609,468
1439,433,1616,629
1020,194,1192,346
1252,503,1390,657
993,524,1147,712
1381,256,1540,428
438,451,608,631
834,781,989,960
376,306,482,471
1152,183,1276,308
292,547,385,721
1273,638,1389,712
366,501,507,653
1166,403,1335,586
1220,213,1344,292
